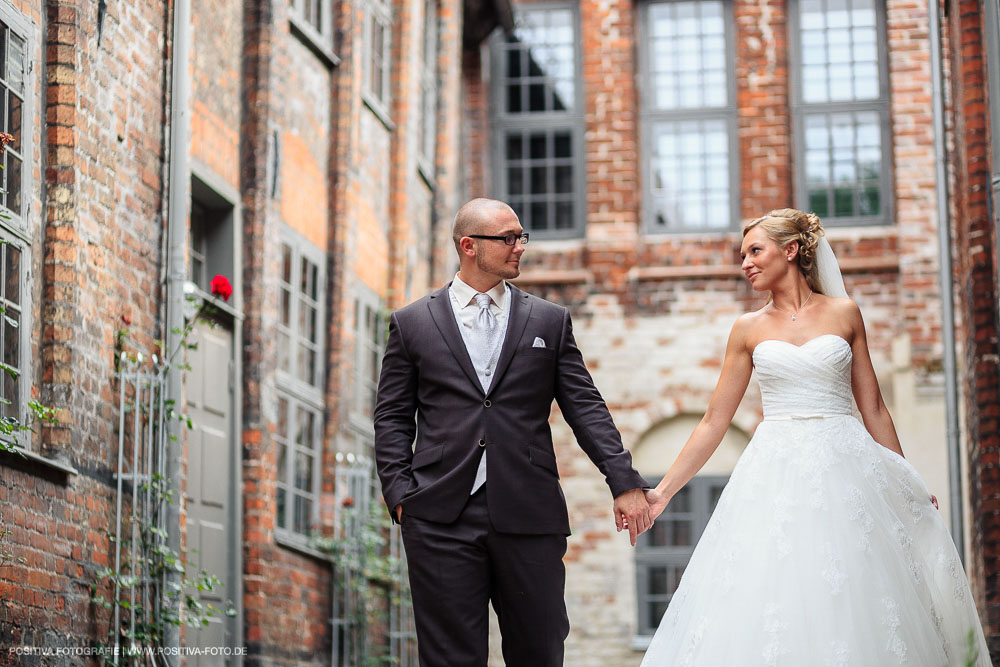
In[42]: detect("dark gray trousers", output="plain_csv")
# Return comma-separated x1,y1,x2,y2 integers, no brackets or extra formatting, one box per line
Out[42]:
400,489,570,667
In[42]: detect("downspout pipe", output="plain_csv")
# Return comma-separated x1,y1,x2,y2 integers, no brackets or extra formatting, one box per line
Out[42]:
165,0,192,657
928,0,964,562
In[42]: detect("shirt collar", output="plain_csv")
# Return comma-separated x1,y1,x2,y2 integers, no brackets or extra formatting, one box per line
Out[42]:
452,273,508,310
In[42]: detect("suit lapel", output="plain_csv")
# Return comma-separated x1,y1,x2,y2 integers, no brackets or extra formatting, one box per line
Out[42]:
427,283,483,394
487,285,532,397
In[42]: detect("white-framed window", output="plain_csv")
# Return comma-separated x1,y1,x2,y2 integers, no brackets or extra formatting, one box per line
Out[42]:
634,476,727,642
275,395,323,536
491,4,585,239
288,0,337,59
364,0,393,114
0,6,32,447
352,286,385,427
275,231,326,538
640,0,737,233
417,0,438,172
790,0,891,225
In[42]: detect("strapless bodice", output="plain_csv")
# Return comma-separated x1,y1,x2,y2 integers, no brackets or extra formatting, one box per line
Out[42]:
752,334,853,420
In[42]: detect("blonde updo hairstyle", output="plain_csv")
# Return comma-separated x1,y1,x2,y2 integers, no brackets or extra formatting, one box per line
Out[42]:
742,208,826,294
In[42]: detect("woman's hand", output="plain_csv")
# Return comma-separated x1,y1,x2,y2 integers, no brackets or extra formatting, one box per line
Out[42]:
645,488,669,522
931,494,939,510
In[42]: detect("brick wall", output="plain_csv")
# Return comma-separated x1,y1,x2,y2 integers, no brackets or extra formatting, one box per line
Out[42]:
945,0,1000,656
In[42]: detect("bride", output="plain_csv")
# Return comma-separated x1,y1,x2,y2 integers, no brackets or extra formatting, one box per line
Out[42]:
640,209,991,666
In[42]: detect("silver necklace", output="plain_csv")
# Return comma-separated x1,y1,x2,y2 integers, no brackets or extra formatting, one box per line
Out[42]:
773,291,814,321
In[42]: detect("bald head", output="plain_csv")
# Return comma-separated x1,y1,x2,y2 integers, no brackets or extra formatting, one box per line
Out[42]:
452,198,516,252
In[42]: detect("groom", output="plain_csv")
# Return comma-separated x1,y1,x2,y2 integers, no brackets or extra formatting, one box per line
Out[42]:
374,198,652,666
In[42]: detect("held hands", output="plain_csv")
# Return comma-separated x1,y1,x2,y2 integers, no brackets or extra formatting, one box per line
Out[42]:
644,487,668,522
614,488,653,546
931,494,939,510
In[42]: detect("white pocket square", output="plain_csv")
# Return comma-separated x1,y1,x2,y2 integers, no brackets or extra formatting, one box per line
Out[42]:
532,337,547,348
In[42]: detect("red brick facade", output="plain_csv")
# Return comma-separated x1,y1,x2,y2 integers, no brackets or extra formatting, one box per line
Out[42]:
0,0,495,663
943,0,1000,657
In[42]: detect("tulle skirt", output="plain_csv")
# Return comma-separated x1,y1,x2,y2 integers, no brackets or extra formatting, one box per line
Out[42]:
641,415,991,667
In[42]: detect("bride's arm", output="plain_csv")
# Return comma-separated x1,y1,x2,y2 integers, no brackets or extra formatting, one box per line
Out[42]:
847,300,905,458
648,318,753,520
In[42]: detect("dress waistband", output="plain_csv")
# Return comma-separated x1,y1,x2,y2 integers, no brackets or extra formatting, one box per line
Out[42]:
762,413,851,422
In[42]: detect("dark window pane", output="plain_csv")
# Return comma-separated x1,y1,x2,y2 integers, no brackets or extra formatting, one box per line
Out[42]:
809,190,829,217
554,133,572,158
281,244,293,283
280,288,291,327
506,134,523,160
530,201,548,230
295,452,313,492
508,167,523,195
555,165,572,194
529,134,547,159
648,600,668,628
277,441,288,483
669,487,691,513
294,495,311,533
7,93,20,147
0,28,7,81
4,244,18,306
277,487,286,529
555,201,574,229
649,567,668,594
6,153,20,213
528,83,546,112
506,49,521,78
530,166,548,194
833,187,854,216
506,85,522,113
3,309,16,372
671,521,692,546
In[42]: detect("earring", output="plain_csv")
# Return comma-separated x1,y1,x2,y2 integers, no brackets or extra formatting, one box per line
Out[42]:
787,257,793,262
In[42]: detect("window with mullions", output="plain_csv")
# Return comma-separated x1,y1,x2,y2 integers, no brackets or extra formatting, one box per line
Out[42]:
634,476,727,639
0,15,27,224
364,0,392,112
278,241,324,390
492,5,584,238
0,240,22,425
353,290,385,423
418,0,438,170
641,0,736,232
288,0,335,53
275,395,322,536
791,0,890,225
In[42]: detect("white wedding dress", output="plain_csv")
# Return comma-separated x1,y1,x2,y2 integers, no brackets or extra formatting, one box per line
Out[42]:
641,334,991,667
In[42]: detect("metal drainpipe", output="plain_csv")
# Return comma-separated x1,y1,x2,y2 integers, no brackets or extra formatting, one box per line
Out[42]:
928,0,964,562
165,0,192,657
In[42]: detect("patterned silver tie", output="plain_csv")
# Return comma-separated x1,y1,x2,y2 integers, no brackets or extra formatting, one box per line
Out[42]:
471,293,500,378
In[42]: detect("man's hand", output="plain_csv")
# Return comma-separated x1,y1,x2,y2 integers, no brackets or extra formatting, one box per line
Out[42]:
394,504,403,522
614,488,651,546
644,488,668,522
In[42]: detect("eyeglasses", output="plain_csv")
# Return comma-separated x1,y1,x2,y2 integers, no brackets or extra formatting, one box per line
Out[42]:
467,233,530,246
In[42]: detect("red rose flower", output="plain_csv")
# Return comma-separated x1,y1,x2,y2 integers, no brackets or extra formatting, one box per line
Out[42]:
341,496,355,508
210,274,232,302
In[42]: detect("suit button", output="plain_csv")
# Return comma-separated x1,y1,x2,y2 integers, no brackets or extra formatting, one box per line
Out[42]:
478,439,486,447
484,400,492,407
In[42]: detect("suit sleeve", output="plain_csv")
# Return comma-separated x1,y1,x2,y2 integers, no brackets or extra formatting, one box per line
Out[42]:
373,312,418,518
553,309,649,497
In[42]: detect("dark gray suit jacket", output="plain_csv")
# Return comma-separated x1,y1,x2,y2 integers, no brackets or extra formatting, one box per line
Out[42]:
373,282,647,535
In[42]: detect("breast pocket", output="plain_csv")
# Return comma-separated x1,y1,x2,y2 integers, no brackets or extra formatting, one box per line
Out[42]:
520,346,556,360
